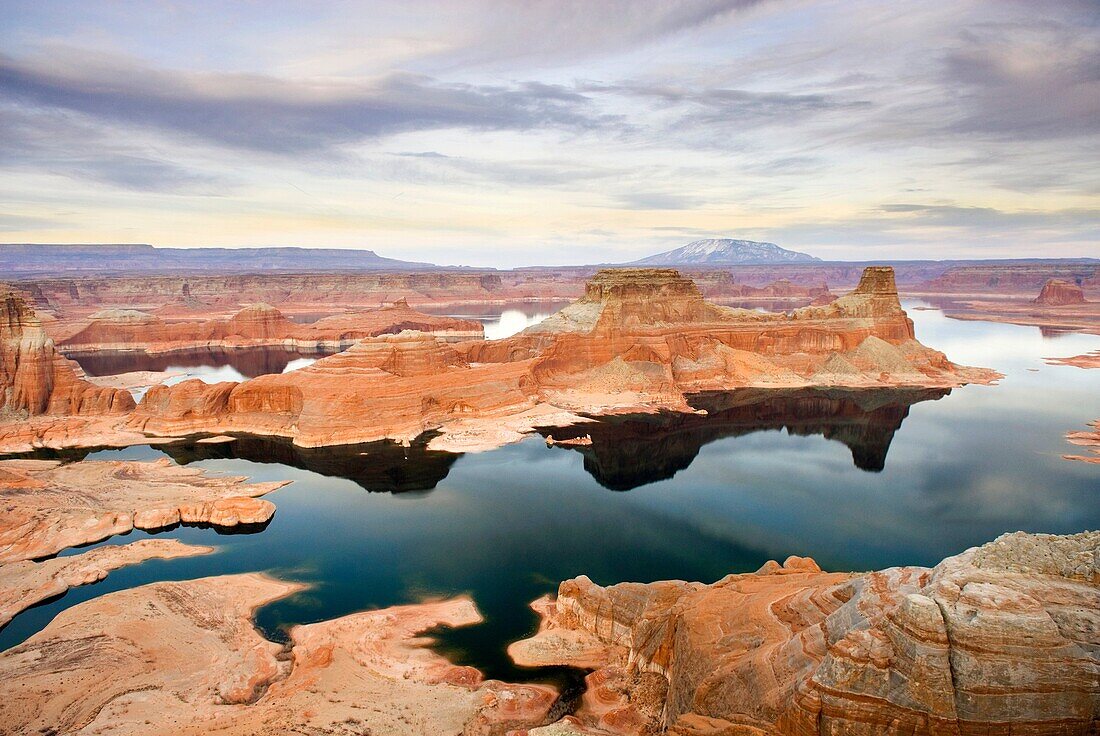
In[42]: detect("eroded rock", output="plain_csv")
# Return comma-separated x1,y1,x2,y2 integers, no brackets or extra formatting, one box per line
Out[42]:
0,458,284,562
517,532,1100,735
0,577,557,735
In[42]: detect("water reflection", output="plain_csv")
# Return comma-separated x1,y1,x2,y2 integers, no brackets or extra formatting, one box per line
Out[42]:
157,434,459,494
2,300,1097,697
540,388,948,490
419,300,573,340
70,346,332,378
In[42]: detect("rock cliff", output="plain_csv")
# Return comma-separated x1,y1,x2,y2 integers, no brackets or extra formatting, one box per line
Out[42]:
57,299,482,354
1035,279,1088,306
127,267,996,449
514,531,1100,735
0,291,134,417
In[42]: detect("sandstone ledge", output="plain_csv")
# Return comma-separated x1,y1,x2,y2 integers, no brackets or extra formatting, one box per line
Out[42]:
0,576,558,735
0,458,285,563
0,538,212,627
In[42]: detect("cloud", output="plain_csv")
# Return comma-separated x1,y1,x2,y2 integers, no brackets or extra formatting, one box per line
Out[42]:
0,105,228,192
0,213,63,231
0,51,614,153
614,192,706,210
426,0,774,68
943,18,1100,140
876,203,1100,233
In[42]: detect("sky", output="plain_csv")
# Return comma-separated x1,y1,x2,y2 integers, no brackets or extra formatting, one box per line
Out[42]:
0,0,1097,267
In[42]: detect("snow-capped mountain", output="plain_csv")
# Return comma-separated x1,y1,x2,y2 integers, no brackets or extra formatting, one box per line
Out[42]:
629,239,820,266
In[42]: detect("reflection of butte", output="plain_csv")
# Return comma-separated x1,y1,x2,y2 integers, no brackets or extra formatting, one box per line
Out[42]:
156,433,460,494
540,388,949,490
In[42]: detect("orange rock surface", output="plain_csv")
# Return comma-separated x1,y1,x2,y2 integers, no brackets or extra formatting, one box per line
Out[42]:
0,538,211,627
126,267,997,450
1064,420,1100,464
1045,350,1100,369
515,531,1100,735
0,576,558,735
0,458,286,562
1035,279,1088,306
0,290,133,417
56,298,482,354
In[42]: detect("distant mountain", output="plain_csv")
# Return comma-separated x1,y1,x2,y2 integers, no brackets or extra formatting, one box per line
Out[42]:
0,244,458,274
629,239,820,266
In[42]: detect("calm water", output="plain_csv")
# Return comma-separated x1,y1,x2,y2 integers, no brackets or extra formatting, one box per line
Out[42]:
420,300,573,340
4,301,1098,692
71,346,330,381
66,302,569,381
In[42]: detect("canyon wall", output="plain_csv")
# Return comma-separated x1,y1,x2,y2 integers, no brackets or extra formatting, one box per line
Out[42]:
127,267,996,449
56,299,482,354
0,291,133,417
922,263,1099,295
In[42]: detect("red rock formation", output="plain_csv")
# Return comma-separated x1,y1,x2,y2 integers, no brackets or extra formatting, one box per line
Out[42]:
0,291,133,417
0,458,285,562
516,531,1100,735
131,330,537,446
1035,279,1087,306
923,264,1098,295
1064,419,1100,464
0,577,557,735
128,267,996,450
0,538,211,627
57,299,482,354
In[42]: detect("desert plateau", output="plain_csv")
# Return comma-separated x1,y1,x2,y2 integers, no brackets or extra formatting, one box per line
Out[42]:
1,1,1098,734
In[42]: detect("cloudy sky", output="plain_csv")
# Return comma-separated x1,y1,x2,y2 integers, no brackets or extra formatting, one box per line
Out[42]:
1,0,1097,266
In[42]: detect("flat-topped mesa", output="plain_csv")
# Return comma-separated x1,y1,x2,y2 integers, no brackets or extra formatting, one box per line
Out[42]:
540,268,731,335
1035,278,1087,306
828,265,908,317
0,291,134,417
298,330,467,378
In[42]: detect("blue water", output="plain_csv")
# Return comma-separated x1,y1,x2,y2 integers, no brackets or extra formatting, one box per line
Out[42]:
2,301,1097,690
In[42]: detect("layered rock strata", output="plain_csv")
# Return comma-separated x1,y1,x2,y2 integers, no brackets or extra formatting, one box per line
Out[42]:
514,531,1100,735
1035,279,1088,306
127,267,997,450
56,298,482,354
0,291,133,417
0,538,211,627
0,458,284,562
0,576,557,735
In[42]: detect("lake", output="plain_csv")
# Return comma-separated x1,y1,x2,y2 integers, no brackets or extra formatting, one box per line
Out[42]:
5,301,1098,694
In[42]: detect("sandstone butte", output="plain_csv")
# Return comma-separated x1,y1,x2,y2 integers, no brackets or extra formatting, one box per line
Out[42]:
125,266,999,451
927,276,1100,337
510,530,1100,736
1035,279,1088,307
0,290,134,417
52,297,483,354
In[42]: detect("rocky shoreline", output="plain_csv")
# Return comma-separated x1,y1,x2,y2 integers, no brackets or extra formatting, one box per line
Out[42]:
0,528,1094,735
